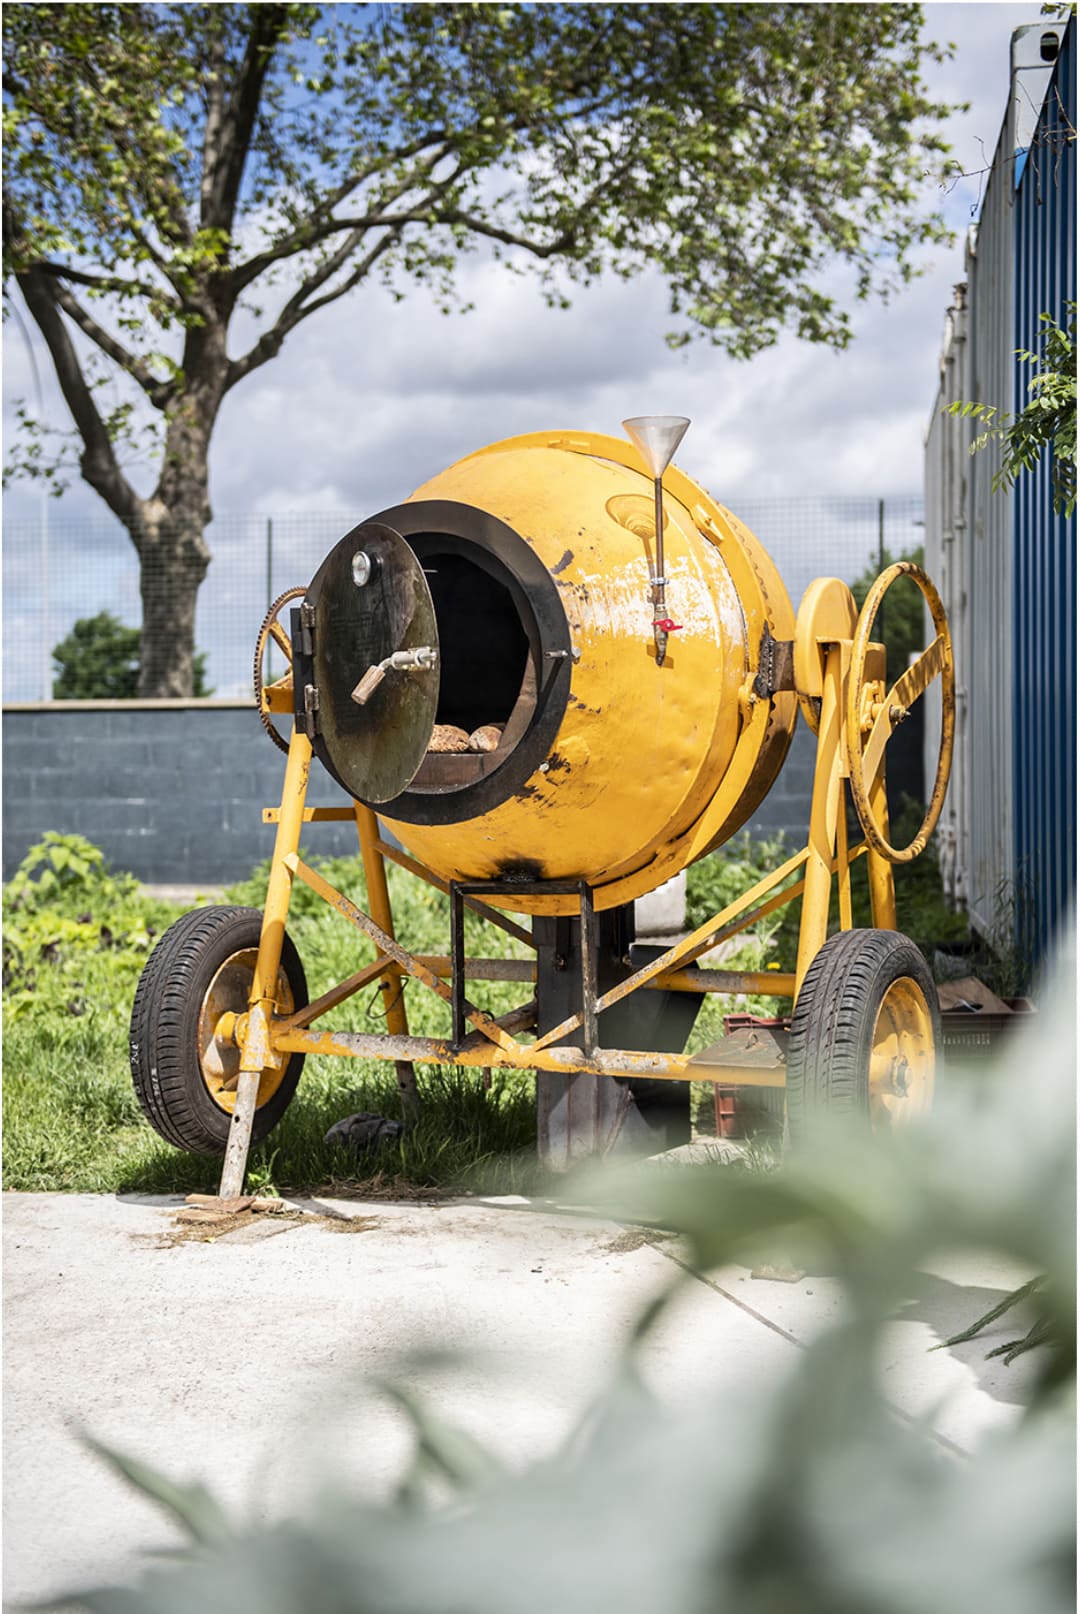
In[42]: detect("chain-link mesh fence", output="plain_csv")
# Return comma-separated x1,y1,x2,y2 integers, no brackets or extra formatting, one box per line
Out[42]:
3,496,924,701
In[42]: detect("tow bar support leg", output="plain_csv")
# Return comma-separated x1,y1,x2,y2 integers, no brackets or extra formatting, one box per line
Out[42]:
219,724,312,1200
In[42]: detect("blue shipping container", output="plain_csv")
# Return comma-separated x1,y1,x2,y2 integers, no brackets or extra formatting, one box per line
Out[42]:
1012,18,1077,969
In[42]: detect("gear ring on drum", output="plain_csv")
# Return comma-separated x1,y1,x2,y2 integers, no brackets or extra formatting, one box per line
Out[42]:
254,587,307,752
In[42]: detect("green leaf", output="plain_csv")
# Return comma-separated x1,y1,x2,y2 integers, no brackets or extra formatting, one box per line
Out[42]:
380,1381,507,1496
79,1434,232,1546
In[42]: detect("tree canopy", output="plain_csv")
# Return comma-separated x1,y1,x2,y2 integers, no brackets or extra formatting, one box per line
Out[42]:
4,3,956,694
52,611,211,698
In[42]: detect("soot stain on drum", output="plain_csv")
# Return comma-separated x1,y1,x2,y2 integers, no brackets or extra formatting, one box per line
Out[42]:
494,857,547,884
545,752,572,775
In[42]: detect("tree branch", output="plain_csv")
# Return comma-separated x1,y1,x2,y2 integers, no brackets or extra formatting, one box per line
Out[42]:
223,146,633,393
225,148,473,389
430,208,575,260
227,136,451,297
30,226,204,320
258,204,579,252
11,265,142,530
200,18,227,226
74,64,194,252
225,227,402,390
50,283,176,409
31,260,179,306
432,146,641,262
283,232,403,323
127,215,206,308
201,5,291,233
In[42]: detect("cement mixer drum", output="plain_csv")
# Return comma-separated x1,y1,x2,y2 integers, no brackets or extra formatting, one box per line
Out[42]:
296,431,798,913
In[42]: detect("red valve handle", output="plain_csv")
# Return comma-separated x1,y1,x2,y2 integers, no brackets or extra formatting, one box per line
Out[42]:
654,618,683,633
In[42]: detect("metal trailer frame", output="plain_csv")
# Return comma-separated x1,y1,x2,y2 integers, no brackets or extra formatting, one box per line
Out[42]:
209,560,954,1198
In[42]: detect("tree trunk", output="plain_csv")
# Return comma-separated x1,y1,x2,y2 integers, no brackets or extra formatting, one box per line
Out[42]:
134,370,221,698
135,511,212,697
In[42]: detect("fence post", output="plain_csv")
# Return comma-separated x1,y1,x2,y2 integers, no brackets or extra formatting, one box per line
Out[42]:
878,496,886,656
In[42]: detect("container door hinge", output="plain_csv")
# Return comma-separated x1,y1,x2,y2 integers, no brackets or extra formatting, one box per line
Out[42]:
296,601,316,657
753,629,795,699
302,683,321,738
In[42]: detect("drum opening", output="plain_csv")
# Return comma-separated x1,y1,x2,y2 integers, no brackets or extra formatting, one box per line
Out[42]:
360,497,572,825
404,532,537,794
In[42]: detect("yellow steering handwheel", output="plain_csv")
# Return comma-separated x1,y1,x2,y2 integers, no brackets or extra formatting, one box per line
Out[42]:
845,562,955,864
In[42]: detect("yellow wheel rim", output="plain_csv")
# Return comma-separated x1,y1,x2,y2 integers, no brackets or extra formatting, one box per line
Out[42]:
869,976,935,1129
198,948,295,1114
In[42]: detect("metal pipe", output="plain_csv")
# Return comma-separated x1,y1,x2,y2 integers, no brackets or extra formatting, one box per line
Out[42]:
593,846,811,1015
284,955,796,997
271,957,794,1035
273,1024,787,1088
286,853,523,1056
355,804,417,1108
653,473,668,664
220,724,312,1200
795,642,844,995
867,769,899,929
659,968,797,997
372,838,536,949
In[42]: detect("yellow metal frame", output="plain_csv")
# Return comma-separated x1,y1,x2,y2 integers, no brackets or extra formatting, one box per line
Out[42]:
234,630,888,1082
216,552,953,1197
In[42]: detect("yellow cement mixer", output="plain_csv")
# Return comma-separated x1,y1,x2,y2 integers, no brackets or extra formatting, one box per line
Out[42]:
130,423,955,1195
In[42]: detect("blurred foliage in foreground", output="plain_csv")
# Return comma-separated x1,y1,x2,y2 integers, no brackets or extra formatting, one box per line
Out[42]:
68,937,1075,1613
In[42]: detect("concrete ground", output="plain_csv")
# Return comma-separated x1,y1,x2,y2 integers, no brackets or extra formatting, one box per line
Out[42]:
3,1188,1038,1610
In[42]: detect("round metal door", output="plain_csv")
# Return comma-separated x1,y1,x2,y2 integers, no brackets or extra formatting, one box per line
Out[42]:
307,523,439,803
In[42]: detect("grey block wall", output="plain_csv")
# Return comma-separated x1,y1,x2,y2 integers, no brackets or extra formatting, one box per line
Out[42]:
2,701,818,885
2,702,367,884
744,723,816,845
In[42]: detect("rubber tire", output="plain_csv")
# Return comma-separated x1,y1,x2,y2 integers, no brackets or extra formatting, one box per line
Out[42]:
786,929,939,1139
130,905,307,1156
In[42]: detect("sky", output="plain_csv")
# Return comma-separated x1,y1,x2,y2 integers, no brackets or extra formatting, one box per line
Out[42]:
1,1,1060,696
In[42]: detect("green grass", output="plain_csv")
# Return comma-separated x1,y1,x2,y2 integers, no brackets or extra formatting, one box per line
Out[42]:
3,836,539,1196
2,1028,540,1198
3,817,973,1195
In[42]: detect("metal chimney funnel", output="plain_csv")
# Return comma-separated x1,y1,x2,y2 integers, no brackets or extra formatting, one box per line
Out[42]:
622,416,691,668
622,415,690,479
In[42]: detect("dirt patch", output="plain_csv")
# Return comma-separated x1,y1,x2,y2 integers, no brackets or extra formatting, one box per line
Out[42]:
601,1226,677,1257
150,1204,383,1248
320,1214,383,1235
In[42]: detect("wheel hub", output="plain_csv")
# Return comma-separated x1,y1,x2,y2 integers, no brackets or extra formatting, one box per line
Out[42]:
869,976,934,1129
198,947,295,1114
